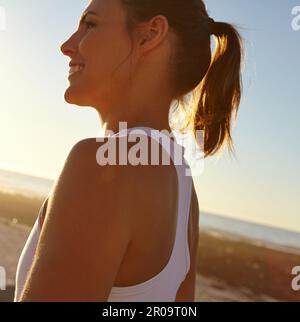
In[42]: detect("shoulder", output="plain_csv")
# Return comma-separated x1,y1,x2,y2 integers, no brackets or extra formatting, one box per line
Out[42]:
19,137,135,301
44,137,141,244
54,136,177,228
51,137,130,214
66,135,176,183
49,136,171,226
62,137,125,185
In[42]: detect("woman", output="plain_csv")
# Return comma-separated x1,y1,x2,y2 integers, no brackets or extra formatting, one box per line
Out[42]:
14,0,243,302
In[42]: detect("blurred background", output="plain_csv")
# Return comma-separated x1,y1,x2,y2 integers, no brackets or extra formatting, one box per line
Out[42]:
0,0,299,301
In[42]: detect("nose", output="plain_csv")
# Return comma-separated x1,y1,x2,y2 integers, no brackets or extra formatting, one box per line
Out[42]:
60,35,76,57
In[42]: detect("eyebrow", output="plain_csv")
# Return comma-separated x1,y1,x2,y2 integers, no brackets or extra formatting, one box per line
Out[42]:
79,10,98,26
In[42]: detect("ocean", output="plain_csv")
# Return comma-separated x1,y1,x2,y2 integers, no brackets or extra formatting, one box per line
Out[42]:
200,212,300,252
1,169,300,251
0,169,53,198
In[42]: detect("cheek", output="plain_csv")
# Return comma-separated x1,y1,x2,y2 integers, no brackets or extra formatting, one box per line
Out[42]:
81,31,134,85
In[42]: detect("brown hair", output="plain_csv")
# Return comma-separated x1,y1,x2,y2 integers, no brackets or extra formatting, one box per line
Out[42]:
121,0,244,158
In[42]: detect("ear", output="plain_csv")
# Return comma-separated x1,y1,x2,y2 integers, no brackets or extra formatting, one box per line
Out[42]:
139,15,169,51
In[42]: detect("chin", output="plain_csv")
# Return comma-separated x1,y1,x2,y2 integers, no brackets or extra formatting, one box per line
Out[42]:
64,87,90,107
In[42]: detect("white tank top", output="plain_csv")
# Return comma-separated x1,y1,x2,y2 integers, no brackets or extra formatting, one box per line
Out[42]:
14,127,193,302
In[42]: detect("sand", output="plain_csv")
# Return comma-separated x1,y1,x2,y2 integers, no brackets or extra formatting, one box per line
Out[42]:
197,230,300,301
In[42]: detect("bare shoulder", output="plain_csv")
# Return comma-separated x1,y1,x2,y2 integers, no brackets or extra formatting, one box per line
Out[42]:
20,137,138,301
57,136,129,184
49,137,138,222
48,136,173,231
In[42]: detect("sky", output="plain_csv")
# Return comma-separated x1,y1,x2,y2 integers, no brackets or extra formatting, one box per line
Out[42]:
0,0,299,232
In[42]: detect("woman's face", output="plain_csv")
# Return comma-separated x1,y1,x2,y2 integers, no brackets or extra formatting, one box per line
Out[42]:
60,0,136,111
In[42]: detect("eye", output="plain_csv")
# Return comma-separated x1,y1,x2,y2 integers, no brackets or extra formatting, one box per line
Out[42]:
84,21,96,29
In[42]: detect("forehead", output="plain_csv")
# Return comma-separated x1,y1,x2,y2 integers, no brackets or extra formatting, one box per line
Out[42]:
85,0,124,17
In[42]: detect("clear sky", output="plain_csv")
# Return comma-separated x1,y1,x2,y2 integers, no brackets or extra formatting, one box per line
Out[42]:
0,0,299,232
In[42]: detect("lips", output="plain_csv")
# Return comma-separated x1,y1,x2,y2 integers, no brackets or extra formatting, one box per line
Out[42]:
69,60,85,76
68,63,85,77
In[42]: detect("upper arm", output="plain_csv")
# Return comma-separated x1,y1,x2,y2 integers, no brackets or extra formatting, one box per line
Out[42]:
19,139,134,302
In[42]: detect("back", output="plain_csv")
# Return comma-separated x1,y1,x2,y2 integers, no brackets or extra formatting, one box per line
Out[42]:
106,127,195,301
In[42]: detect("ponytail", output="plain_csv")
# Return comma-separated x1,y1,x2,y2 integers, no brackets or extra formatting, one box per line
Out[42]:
194,21,244,158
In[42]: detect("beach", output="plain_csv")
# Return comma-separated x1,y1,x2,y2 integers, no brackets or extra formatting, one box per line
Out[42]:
0,190,299,302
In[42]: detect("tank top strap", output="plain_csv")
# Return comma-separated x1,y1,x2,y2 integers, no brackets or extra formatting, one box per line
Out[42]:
112,126,192,276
